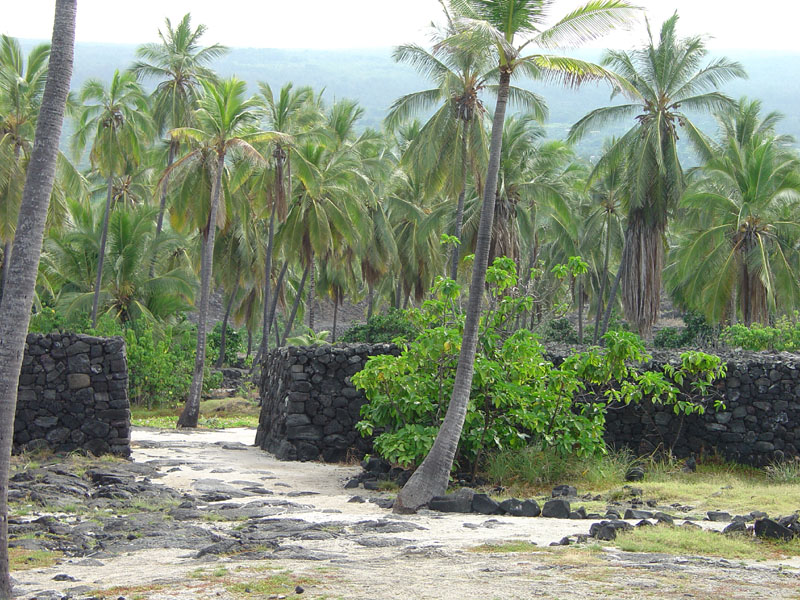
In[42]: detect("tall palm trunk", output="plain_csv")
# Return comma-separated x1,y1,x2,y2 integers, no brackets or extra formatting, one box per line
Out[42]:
593,215,612,343
577,277,584,344
307,250,316,331
90,174,114,327
395,69,511,513
178,150,225,428
258,146,284,358
150,138,177,277
268,261,289,344
619,211,663,339
282,262,310,346
332,292,339,342
366,282,375,321
0,2,75,596
449,120,470,281
214,277,239,369
600,263,624,338
0,242,9,304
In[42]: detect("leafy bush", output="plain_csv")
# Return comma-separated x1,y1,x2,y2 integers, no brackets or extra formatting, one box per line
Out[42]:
340,309,419,344
654,311,715,348
352,258,726,475
721,313,800,351
207,322,244,366
542,317,577,343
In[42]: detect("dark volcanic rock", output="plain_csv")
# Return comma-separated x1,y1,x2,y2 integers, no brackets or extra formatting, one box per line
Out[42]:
428,488,475,513
754,518,795,541
541,499,570,519
472,493,501,515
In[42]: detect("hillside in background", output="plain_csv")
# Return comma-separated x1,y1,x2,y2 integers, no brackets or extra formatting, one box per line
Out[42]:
21,40,800,160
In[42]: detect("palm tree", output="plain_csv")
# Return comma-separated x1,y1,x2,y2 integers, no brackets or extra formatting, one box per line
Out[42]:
167,77,268,428
385,5,495,281
0,35,50,298
569,13,746,337
395,0,637,512
72,70,153,326
666,98,800,325
254,82,315,356
131,14,228,245
43,201,194,324
0,2,75,596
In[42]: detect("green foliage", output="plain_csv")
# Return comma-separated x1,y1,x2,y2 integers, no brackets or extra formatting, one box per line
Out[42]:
721,313,800,351
542,317,578,343
654,311,715,348
353,258,727,473
340,309,419,344
207,322,244,366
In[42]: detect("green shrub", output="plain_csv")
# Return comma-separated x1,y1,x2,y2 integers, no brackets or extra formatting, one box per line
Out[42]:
653,327,685,349
352,257,726,475
542,317,577,343
340,309,419,344
721,313,800,351
207,322,244,366
654,312,715,349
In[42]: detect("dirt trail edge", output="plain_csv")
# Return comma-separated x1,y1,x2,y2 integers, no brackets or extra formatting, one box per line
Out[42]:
10,427,800,600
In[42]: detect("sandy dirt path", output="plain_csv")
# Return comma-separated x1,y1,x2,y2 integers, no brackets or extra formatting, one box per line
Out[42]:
11,427,800,600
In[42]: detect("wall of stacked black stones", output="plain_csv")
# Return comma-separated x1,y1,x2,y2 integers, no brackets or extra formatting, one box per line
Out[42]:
15,333,131,457
256,344,400,462
258,344,800,466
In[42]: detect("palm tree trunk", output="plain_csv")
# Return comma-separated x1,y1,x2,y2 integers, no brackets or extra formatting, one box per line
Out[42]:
307,250,316,332
600,265,623,339
246,329,253,358
215,278,239,369
149,138,177,278
0,3,74,596
593,216,612,343
264,260,289,353
449,120,469,281
178,150,225,428
91,174,113,327
367,282,375,321
259,147,284,358
332,293,339,342
0,242,10,304
395,68,511,513
282,262,310,346
577,277,584,344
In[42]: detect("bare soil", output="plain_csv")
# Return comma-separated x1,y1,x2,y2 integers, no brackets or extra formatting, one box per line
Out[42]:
10,428,800,600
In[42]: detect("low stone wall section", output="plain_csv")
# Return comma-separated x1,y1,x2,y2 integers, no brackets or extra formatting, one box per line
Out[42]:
257,344,800,466
15,333,131,457
256,344,399,462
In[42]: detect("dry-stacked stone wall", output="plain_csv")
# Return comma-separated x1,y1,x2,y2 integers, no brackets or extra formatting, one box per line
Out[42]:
257,344,800,467
15,333,131,457
256,344,399,462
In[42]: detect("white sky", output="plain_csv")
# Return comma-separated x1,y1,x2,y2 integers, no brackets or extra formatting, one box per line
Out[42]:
4,0,800,51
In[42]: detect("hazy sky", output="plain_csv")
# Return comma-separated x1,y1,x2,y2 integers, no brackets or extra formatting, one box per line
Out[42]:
4,0,799,51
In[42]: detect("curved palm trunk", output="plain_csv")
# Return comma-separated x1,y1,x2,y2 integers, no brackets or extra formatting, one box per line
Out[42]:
214,278,239,369
268,261,289,345
90,174,114,327
0,242,10,303
395,69,511,513
366,282,375,321
449,120,470,281
149,139,177,278
178,151,225,428
282,262,310,346
0,2,75,595
332,292,339,342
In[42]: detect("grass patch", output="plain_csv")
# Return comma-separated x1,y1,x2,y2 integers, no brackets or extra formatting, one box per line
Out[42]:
615,526,800,560
8,547,62,571
470,540,540,553
226,572,319,597
132,397,260,429
484,446,800,517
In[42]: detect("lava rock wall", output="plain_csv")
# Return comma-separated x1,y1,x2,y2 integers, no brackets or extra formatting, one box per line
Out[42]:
258,344,800,466
256,344,399,462
15,333,131,457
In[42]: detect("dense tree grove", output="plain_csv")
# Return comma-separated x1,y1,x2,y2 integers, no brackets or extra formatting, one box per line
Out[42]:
3,3,800,439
